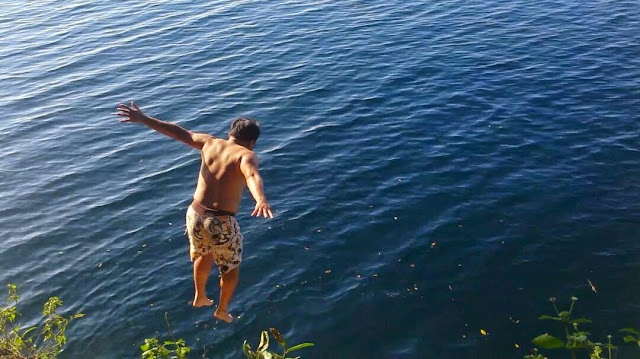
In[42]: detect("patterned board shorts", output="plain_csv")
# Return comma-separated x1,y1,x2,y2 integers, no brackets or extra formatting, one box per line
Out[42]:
185,205,243,276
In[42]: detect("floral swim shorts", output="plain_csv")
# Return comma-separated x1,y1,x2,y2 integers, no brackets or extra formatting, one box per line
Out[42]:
185,203,243,276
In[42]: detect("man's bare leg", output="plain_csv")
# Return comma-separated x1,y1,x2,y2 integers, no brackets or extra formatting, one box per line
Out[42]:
214,267,239,323
192,253,215,307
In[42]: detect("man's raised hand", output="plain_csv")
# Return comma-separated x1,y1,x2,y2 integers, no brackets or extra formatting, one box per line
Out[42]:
252,201,274,218
116,101,147,123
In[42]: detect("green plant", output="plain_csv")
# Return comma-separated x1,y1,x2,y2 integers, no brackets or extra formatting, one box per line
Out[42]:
140,338,189,359
140,313,190,359
620,328,640,347
527,297,617,359
523,348,547,359
242,328,313,359
0,283,84,359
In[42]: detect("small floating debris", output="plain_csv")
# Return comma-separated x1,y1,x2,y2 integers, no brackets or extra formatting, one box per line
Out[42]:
448,285,453,291
515,343,520,348
372,274,378,277
142,244,147,248
587,278,598,293
168,222,172,226
356,275,361,279
410,263,415,267
97,262,103,268
480,329,488,336
324,269,332,274
304,246,309,250
394,216,398,220
316,229,322,233
430,242,437,247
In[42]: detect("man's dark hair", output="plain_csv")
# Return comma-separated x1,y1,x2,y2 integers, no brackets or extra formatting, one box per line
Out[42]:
229,117,260,142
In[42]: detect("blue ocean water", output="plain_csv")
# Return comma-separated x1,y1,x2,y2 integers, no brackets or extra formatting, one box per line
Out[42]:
2,0,640,357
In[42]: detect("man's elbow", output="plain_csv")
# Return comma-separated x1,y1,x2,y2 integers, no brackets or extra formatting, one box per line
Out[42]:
245,172,262,182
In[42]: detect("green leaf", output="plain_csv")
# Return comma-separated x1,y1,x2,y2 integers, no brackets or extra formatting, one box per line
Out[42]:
7,284,19,304
257,331,270,353
158,346,171,356
623,336,637,343
620,328,640,336
21,326,37,337
286,343,314,353
539,315,562,321
142,351,155,359
243,340,254,358
532,333,565,349
176,345,190,358
572,331,592,337
566,337,593,349
571,318,592,324
270,327,285,348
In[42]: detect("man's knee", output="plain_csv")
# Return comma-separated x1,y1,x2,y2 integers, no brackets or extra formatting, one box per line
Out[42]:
222,266,239,279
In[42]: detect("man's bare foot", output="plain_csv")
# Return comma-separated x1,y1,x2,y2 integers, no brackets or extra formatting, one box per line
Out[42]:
214,308,233,323
192,298,214,308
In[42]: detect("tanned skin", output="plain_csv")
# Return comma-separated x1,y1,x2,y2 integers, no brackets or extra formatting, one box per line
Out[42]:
116,101,273,322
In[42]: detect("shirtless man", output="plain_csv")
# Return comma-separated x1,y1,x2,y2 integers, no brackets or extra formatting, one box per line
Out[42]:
116,102,273,323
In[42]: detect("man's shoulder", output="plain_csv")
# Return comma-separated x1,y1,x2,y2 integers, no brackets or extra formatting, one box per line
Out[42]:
199,135,218,147
205,140,254,160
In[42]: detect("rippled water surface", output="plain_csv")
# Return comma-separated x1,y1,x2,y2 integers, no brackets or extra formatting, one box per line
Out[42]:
2,0,640,358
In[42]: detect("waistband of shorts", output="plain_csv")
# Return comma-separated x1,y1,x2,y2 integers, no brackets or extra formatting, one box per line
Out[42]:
190,200,236,217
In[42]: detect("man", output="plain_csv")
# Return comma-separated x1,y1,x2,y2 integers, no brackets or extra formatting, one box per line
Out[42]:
116,102,273,323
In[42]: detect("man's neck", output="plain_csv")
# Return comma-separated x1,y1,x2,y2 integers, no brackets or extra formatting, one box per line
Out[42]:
228,137,252,149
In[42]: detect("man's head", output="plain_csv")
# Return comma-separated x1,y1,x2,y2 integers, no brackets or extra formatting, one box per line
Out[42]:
228,117,260,149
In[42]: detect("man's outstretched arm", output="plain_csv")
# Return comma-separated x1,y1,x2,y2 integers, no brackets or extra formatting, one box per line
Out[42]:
240,153,274,218
116,101,211,150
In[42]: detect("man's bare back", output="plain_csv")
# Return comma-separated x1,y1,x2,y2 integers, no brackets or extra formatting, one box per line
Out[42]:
116,101,272,323
194,138,257,214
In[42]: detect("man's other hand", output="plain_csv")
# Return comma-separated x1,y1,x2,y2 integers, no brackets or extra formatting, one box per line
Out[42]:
116,101,147,123
252,201,274,218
